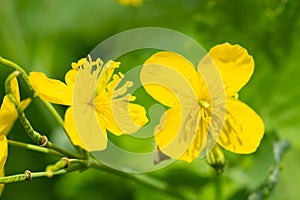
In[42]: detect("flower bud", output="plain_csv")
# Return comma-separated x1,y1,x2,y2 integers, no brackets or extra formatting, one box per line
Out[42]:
206,145,225,173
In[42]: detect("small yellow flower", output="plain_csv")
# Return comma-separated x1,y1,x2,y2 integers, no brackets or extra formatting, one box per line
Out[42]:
29,56,148,151
141,43,264,162
116,0,143,7
0,78,31,196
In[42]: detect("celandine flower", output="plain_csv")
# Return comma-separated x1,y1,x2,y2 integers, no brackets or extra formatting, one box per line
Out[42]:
0,78,31,196
141,43,264,162
29,56,148,151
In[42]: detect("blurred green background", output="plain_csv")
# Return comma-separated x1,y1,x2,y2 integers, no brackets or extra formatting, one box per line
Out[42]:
0,0,300,199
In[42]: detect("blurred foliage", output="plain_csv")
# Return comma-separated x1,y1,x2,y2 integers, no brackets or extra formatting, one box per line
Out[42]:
0,0,299,199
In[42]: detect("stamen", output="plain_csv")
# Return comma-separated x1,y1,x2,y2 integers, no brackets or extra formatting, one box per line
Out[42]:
112,81,133,98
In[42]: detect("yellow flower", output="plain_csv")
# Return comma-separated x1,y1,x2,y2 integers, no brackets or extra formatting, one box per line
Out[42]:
0,78,31,196
141,43,264,162
29,56,148,151
116,0,143,7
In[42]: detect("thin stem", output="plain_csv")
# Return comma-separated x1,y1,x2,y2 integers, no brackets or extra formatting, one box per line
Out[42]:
0,56,33,91
40,99,65,128
0,174,27,184
46,141,83,159
89,159,186,200
0,164,83,184
7,140,64,157
215,173,222,200
6,71,45,144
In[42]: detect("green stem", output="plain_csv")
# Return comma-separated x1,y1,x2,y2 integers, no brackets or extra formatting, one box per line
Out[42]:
6,71,45,144
1,153,184,199
89,159,185,200
0,164,83,184
7,140,64,157
46,141,83,159
215,173,222,200
0,174,27,184
40,100,65,128
0,56,33,91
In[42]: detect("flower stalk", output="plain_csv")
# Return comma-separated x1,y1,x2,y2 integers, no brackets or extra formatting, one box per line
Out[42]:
5,71,45,144
0,56,33,92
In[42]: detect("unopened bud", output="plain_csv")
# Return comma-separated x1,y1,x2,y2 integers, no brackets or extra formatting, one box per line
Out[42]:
206,145,225,173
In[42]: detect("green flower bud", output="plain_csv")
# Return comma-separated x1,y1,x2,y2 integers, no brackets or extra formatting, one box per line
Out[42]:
206,145,225,173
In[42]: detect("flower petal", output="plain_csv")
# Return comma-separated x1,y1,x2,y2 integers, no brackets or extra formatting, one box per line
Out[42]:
0,96,18,136
65,69,77,86
20,98,31,111
97,97,148,135
217,99,264,153
0,135,8,196
29,72,72,106
0,135,8,166
155,105,206,162
141,51,202,107
208,43,254,96
10,78,20,102
0,167,4,197
65,107,108,152
0,94,31,136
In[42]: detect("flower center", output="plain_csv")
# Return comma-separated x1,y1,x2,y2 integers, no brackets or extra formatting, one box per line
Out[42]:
199,99,210,108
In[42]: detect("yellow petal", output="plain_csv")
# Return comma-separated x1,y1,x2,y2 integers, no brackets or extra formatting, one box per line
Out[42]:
10,78,20,102
141,51,202,107
0,96,18,136
208,43,254,96
96,97,148,135
217,99,264,153
0,135,8,167
64,108,87,150
0,94,31,136
66,106,108,152
0,135,8,196
29,72,72,106
0,167,4,197
155,105,206,162
65,69,77,86
20,98,31,111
